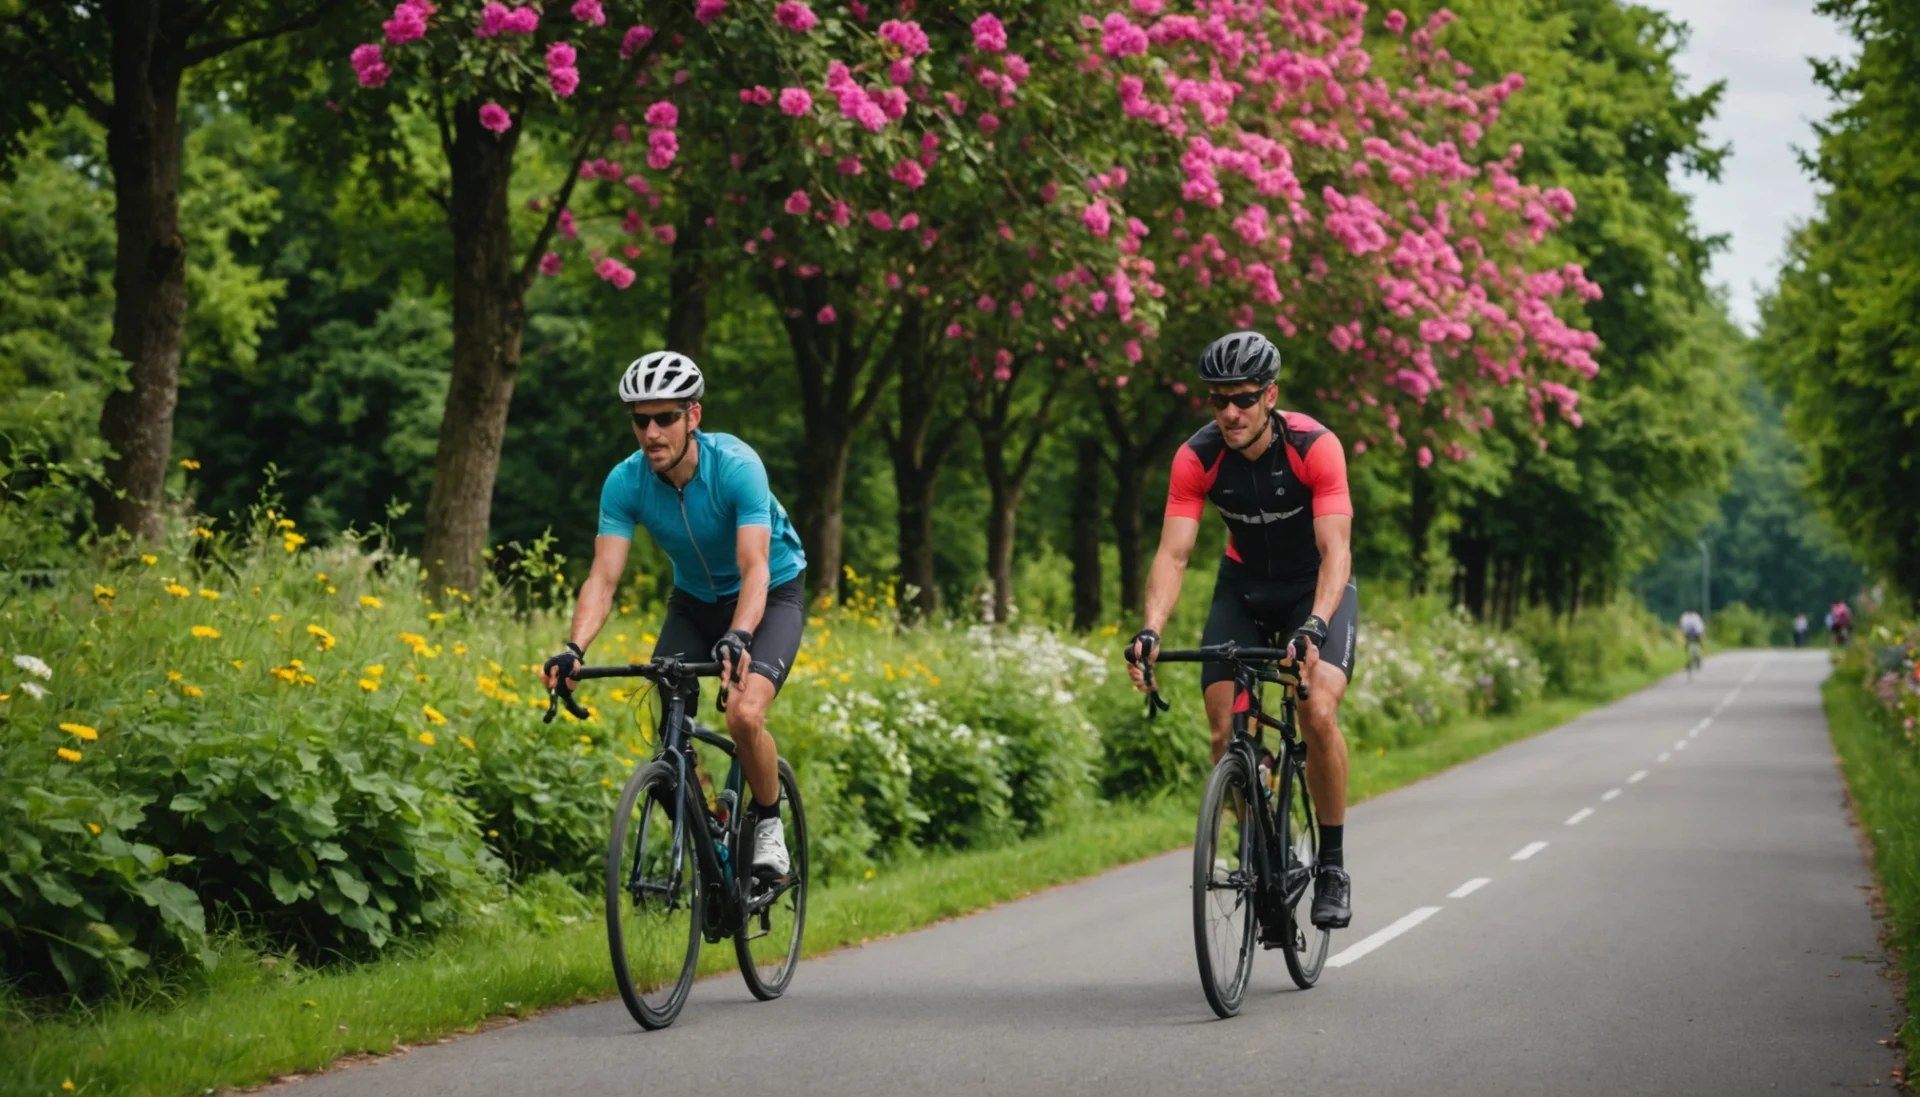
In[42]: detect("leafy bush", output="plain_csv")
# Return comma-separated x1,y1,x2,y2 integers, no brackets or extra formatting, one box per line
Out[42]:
1710,602,1779,648
1512,600,1667,695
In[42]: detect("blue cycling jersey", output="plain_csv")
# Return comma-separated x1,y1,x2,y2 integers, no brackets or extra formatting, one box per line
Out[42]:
597,431,807,602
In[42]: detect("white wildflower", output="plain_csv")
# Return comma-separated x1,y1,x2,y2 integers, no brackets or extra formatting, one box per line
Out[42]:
12,654,51,680
19,681,47,699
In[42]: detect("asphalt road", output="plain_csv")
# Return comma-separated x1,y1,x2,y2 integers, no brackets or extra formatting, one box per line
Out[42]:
289,651,1902,1096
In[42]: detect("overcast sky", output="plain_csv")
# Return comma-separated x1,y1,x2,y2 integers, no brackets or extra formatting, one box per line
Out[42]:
1648,0,1856,330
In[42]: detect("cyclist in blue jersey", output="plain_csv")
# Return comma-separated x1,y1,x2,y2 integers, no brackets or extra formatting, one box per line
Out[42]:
541,351,808,878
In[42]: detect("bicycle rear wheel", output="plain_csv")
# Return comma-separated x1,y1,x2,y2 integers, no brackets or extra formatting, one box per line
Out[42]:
607,761,702,1030
1278,759,1330,988
1193,752,1258,1018
735,757,809,1000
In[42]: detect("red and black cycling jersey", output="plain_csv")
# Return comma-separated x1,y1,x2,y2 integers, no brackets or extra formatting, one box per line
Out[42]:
1165,410,1352,584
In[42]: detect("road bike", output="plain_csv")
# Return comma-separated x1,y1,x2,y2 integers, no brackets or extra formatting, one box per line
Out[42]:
547,658,809,1030
1131,642,1329,1018
1685,636,1703,679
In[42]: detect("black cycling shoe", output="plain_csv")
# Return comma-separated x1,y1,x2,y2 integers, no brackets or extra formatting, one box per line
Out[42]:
1311,865,1352,929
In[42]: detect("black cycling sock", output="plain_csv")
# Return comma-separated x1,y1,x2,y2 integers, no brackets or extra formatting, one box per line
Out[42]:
751,795,781,824
1319,824,1344,869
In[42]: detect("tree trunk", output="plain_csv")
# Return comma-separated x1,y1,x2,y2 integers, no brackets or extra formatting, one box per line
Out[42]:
665,205,711,357
983,471,1021,624
1071,436,1103,631
793,436,850,602
881,303,955,622
971,366,1066,624
93,2,187,542
1096,383,1189,616
420,103,524,595
1455,528,1489,621
1407,464,1436,595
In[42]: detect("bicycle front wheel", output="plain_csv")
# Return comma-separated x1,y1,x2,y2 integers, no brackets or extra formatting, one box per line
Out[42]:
1193,752,1258,1019
735,757,809,1000
607,761,702,1030
1279,760,1330,989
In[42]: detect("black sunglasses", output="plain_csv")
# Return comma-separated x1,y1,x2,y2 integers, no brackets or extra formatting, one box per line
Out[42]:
1207,390,1267,410
630,409,687,429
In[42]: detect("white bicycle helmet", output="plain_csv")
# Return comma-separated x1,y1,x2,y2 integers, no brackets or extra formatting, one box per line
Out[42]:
618,351,705,403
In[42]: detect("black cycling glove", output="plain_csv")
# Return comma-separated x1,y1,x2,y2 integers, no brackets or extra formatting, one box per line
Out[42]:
1286,615,1329,662
1127,628,1161,666
543,641,586,685
712,629,753,683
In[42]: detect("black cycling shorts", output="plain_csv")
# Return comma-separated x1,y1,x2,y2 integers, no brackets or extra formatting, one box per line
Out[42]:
653,576,807,698
1198,558,1358,690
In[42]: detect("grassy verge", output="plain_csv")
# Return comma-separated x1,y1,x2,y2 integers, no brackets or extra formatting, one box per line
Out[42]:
1,656,1678,1097
1823,674,1918,1071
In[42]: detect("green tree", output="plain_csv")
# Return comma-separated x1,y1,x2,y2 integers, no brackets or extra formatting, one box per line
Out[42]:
1757,0,1920,604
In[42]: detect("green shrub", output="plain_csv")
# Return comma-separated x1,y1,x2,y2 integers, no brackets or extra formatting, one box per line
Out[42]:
1513,600,1666,695
1710,601,1779,647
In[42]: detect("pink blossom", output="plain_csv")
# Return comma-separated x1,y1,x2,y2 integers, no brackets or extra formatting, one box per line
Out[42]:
550,67,579,96
778,87,813,116
971,13,1007,52
478,101,512,133
774,1,817,31
1081,199,1111,238
978,112,1000,133
383,3,427,44
890,159,926,189
742,85,773,106
596,258,637,289
547,42,577,70
898,212,920,230
475,2,508,35
1099,13,1148,58
945,323,964,339
993,365,1013,381
1416,446,1433,468
849,0,866,18
828,200,851,226
817,305,837,323
837,156,864,175
1384,9,1408,33
880,19,931,60
539,252,563,276
1039,181,1058,204
977,294,996,312
652,224,677,245
619,24,654,59
1005,53,1029,82
694,0,726,24
571,0,605,24
501,5,538,33
646,128,678,169
351,44,390,87
876,87,908,120
868,211,894,231
888,58,916,86
644,101,678,127
558,209,578,240
784,190,811,215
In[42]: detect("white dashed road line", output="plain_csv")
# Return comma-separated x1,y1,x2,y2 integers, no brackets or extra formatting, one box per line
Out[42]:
1449,878,1491,899
1511,841,1549,861
1675,740,1690,752
1565,808,1594,826
1601,788,1622,802
1658,752,1671,762
1628,770,1648,783
1326,906,1443,968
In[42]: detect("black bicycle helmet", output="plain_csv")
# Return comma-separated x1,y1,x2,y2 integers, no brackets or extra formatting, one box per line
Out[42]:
1197,331,1280,387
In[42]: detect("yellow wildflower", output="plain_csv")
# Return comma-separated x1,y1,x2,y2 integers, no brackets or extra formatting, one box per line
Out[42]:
231,660,245,669
307,624,336,651
289,659,304,668
191,625,220,639
296,673,316,686
359,595,383,609
60,723,99,740
358,679,380,693
164,584,190,598
452,642,468,655
427,612,446,622
928,675,942,687
600,777,612,788
399,631,428,653
192,526,214,539
277,519,297,530
271,666,298,683
179,458,200,469
326,586,337,594
198,588,220,600
56,748,82,763
577,734,593,744
316,573,328,582
269,613,284,623
95,584,115,600
140,554,157,565
181,685,203,698
417,731,436,746
62,1080,75,1092
167,671,183,681
365,664,385,678
458,735,476,750
86,822,101,835
422,704,448,725
416,674,430,684
282,532,306,553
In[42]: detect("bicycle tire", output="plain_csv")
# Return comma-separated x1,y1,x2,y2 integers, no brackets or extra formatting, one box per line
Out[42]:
607,761,702,1030
735,757,809,1000
1193,752,1258,1019
1279,758,1330,989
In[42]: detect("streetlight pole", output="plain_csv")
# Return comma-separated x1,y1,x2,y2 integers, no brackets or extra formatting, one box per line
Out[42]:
1696,538,1711,618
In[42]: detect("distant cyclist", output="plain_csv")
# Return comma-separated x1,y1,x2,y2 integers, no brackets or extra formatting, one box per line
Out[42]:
1792,613,1809,648
1830,601,1852,646
1125,331,1358,932
540,351,808,880
1679,610,1705,675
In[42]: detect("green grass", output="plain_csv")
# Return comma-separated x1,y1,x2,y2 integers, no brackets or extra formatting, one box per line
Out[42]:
1822,674,1920,1072
0,655,1679,1097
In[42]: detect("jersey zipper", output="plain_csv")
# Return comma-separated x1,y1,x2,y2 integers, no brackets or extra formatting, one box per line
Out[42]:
676,485,720,600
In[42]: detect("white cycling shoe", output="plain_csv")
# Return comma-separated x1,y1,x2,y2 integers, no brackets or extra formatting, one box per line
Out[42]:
753,816,791,878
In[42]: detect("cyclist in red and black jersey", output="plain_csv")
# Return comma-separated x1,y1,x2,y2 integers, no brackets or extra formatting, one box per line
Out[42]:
1125,331,1358,931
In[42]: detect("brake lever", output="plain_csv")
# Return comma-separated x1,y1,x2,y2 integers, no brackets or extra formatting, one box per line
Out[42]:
544,680,592,724
1124,644,1171,719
